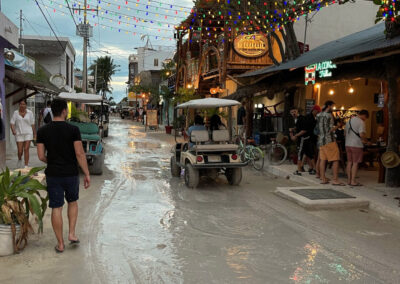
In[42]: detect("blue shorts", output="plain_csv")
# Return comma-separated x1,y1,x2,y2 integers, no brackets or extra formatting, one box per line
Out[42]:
46,176,80,208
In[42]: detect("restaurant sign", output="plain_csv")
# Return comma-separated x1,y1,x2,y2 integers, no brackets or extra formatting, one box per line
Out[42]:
234,34,268,58
305,61,337,85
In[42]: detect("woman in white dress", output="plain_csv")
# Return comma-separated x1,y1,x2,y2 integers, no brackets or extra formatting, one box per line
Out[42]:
10,100,36,168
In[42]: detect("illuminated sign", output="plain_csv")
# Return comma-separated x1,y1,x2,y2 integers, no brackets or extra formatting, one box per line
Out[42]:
305,61,337,85
234,34,268,58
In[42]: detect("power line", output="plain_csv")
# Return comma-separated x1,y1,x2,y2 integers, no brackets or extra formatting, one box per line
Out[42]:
65,0,78,27
40,0,62,35
34,0,66,51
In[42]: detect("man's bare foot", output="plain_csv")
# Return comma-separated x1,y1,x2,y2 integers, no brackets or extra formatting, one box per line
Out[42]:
68,234,79,242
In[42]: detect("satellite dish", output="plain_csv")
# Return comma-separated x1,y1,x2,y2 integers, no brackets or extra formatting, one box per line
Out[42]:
49,74,66,89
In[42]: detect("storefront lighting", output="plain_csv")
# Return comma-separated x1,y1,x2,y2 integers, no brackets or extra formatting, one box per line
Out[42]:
348,87,355,94
254,104,258,108
341,106,345,110
187,84,193,89
333,106,337,110
257,104,263,108
315,83,321,89
329,89,335,95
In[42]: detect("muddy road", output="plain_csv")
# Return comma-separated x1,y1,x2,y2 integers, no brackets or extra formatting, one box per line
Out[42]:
1,117,400,284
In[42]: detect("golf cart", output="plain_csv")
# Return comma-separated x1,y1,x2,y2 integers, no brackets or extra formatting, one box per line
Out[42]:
59,92,106,175
170,98,247,188
86,101,110,137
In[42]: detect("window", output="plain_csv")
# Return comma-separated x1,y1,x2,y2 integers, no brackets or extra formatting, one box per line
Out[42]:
66,55,70,87
154,58,159,67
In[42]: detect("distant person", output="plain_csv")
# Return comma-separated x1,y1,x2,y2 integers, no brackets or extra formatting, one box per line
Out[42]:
237,101,246,139
10,99,36,168
209,114,226,131
345,110,369,186
37,99,90,253
316,100,344,186
40,101,53,127
188,115,206,148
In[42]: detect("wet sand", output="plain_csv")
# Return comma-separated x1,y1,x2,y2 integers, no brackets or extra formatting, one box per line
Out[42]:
1,117,400,283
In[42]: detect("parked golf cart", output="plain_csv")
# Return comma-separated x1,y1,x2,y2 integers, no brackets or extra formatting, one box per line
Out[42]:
59,92,105,175
120,107,131,119
87,101,110,137
170,98,247,188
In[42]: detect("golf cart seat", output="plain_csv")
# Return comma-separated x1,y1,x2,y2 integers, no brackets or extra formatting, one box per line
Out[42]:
68,121,101,141
192,129,238,152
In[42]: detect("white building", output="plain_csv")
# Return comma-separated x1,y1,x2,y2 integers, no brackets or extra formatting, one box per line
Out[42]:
294,1,377,50
129,46,174,84
20,35,76,90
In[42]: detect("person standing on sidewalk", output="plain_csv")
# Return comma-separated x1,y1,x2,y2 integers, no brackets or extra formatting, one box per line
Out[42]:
316,100,345,186
39,101,53,128
237,101,247,140
36,99,91,253
345,110,369,186
10,99,36,168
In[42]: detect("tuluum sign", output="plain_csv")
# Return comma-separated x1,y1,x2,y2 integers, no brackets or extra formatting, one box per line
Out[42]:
233,34,268,58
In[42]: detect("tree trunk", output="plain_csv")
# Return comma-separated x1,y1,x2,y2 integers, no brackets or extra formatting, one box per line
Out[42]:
280,28,292,61
284,22,301,60
271,31,286,63
385,57,400,187
267,33,280,66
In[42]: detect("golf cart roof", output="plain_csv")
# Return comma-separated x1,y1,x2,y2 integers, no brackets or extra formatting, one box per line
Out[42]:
86,101,110,106
58,92,103,103
176,98,240,109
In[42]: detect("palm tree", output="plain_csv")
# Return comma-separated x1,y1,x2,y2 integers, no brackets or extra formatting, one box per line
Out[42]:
89,56,118,97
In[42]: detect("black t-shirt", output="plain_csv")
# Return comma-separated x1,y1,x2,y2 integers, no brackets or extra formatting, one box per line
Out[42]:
237,106,246,125
37,121,82,177
305,113,317,137
295,115,308,138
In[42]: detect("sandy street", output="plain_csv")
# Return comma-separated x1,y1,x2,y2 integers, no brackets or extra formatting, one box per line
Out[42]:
1,117,400,284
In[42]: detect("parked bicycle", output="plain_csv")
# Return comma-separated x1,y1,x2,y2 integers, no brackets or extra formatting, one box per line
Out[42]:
261,133,287,166
236,138,265,171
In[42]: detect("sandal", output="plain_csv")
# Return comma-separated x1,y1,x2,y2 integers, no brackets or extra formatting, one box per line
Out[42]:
69,239,80,245
320,181,330,184
55,245,64,253
332,182,346,186
349,183,363,187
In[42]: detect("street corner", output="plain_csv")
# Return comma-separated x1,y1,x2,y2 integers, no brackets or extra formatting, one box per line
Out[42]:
275,186,370,210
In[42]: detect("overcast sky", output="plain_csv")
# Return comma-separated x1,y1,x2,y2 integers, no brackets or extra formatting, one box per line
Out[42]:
2,0,193,102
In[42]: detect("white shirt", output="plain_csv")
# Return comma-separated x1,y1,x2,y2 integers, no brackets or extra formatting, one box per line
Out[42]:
345,116,366,148
10,109,34,135
43,107,53,123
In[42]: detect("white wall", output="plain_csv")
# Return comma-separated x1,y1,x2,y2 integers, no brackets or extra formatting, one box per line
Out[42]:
136,47,174,73
294,1,377,49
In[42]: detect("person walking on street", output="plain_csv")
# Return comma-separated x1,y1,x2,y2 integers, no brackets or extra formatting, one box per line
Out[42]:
345,110,369,186
36,99,91,253
10,99,36,168
316,100,345,186
39,101,53,127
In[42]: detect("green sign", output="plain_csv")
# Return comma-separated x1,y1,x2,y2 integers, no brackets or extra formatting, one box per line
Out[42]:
314,61,337,78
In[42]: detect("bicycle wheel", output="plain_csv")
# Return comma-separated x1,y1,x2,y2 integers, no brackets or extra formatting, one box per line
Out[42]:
250,147,265,170
267,144,287,165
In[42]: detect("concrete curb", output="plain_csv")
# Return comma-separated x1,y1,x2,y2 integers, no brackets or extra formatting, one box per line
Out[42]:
275,186,370,210
265,164,400,220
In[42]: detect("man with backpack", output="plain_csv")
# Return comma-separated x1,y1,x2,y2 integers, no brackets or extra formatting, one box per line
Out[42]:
345,110,369,186
40,101,53,126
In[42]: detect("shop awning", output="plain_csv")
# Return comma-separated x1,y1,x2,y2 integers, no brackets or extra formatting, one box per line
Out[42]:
176,98,240,109
238,23,400,78
58,92,103,103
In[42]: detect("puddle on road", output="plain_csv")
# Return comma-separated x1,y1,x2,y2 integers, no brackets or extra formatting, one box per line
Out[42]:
92,120,183,283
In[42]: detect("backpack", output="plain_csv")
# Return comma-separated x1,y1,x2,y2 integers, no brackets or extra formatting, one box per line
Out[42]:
43,110,52,124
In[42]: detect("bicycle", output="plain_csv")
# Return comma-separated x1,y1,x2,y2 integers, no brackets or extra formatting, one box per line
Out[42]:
236,139,265,171
262,135,287,166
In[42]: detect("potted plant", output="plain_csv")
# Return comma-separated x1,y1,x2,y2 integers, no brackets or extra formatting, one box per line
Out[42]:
160,86,175,134
0,167,48,256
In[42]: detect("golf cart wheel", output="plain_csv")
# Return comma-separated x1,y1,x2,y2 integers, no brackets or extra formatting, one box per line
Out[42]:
104,129,109,137
225,168,242,186
170,156,181,177
185,163,199,188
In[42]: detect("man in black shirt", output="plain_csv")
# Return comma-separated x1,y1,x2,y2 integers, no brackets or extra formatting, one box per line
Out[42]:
37,99,90,253
290,107,317,176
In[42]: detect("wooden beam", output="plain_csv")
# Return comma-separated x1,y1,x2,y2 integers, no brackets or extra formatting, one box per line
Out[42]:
227,75,245,87
13,91,39,105
6,87,24,99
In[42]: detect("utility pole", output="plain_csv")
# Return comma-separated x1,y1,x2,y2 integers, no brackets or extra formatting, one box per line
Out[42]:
19,10,23,54
94,63,97,94
73,1,98,94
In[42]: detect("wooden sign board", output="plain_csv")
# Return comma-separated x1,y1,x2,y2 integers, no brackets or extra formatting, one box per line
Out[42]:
146,110,158,131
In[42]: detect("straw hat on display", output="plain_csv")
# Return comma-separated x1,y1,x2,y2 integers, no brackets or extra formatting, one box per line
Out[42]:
381,151,400,169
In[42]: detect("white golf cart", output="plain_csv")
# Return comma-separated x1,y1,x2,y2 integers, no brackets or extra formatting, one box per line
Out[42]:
171,98,247,188
59,92,106,175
